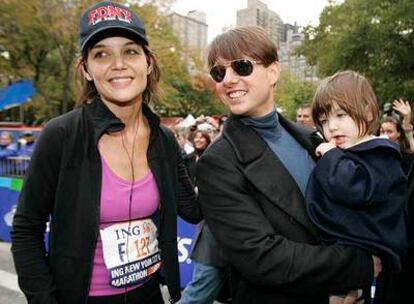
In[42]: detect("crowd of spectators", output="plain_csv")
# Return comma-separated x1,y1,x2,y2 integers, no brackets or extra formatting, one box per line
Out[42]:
172,114,227,159
0,130,37,176
169,113,232,304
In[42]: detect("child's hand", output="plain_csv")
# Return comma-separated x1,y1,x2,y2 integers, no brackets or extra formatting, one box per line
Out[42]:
315,142,336,157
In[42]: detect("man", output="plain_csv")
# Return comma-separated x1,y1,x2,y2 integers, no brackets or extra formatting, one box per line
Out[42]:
17,130,36,174
18,131,36,156
296,103,315,128
196,26,380,304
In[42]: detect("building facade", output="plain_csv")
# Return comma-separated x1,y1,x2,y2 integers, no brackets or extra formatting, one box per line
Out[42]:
236,0,284,46
166,10,208,61
235,1,317,82
278,24,318,83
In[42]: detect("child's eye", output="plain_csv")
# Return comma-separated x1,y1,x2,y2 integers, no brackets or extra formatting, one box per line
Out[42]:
337,112,347,118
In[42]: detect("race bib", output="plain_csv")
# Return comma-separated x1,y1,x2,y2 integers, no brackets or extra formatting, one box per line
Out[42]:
100,218,161,288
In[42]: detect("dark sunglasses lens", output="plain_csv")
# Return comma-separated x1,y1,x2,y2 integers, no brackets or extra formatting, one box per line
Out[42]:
210,65,226,82
232,60,253,76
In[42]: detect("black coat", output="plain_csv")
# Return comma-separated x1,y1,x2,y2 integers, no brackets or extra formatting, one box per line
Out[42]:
196,114,374,304
306,138,408,271
11,100,201,304
184,151,227,267
184,152,197,185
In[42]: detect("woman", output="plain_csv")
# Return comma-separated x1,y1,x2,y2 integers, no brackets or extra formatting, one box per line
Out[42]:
181,127,230,304
380,117,413,154
184,129,211,184
11,2,200,304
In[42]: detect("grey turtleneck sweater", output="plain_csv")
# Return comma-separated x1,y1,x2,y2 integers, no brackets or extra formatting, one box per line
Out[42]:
241,110,315,194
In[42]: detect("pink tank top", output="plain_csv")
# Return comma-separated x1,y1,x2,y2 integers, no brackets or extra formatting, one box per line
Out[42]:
88,155,160,296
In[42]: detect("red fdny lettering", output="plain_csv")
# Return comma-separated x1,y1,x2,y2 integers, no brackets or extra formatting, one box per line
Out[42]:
88,5,133,25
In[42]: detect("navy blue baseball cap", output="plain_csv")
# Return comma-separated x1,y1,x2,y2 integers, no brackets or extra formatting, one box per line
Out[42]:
79,1,148,52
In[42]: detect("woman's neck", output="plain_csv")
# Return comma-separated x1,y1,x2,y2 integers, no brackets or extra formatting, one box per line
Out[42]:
102,97,143,132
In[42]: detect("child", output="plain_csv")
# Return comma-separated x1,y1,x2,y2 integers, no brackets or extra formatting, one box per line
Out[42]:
305,70,408,304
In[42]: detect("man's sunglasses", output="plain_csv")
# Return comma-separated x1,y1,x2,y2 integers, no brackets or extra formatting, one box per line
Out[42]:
209,59,261,83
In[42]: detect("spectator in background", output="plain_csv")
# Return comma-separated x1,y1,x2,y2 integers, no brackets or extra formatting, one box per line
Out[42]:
296,103,315,128
375,99,414,304
380,99,414,153
15,131,37,174
0,131,18,176
218,114,228,134
0,131,18,158
173,127,194,156
181,127,229,304
380,116,414,153
184,129,211,184
18,131,36,157
194,115,220,141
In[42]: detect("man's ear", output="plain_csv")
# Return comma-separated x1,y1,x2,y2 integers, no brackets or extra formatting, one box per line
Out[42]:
267,61,281,87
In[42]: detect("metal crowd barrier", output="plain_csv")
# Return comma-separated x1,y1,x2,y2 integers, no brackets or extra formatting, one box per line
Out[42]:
0,156,31,178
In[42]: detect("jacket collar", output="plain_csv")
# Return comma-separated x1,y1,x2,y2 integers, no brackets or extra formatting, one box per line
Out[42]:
224,113,320,163
84,97,160,143
223,113,321,239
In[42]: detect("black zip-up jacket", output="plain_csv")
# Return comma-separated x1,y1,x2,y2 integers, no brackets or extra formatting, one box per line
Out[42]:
11,99,201,304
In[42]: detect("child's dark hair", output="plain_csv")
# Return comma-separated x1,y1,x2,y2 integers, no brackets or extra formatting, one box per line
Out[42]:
312,70,379,136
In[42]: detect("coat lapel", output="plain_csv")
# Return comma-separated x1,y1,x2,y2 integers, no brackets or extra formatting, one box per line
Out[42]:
224,114,321,238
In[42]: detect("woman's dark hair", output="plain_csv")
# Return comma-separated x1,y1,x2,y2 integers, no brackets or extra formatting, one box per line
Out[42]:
380,116,411,153
189,129,211,156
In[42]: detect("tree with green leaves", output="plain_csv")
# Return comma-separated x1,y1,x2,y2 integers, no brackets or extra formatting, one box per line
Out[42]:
275,71,316,120
0,0,95,122
137,3,225,117
0,0,222,123
298,0,414,105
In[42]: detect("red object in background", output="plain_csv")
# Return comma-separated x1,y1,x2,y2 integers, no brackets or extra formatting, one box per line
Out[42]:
0,121,42,130
0,116,187,131
160,117,183,128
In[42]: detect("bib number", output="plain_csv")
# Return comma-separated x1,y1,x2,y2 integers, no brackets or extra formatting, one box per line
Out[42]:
100,219,161,288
